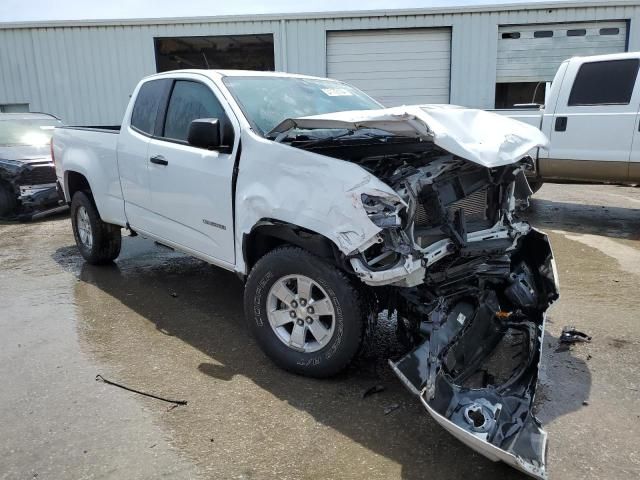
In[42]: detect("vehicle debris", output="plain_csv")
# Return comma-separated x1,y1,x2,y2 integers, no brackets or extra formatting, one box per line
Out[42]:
387,231,557,480
95,374,187,407
383,403,400,415
560,326,592,344
362,384,386,399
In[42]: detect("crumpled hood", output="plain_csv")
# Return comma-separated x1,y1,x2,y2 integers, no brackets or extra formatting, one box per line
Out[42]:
269,104,549,168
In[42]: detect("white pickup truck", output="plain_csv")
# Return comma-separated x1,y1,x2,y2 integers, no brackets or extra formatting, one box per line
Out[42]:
53,70,558,478
500,51,640,190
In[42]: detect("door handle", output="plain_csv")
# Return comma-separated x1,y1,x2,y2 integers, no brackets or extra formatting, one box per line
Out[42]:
150,155,168,166
555,116,568,132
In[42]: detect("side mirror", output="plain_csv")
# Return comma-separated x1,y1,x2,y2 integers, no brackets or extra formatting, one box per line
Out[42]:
187,118,221,150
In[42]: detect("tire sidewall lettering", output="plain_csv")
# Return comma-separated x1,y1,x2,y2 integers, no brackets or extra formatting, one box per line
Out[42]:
253,270,273,328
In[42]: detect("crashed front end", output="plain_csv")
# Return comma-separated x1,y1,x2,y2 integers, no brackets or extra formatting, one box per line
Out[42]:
271,106,559,478
0,156,61,219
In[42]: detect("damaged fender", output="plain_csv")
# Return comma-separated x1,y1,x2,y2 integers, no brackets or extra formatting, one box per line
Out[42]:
233,130,405,272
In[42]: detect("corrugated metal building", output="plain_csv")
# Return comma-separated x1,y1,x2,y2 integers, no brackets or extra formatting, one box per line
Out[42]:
1,0,639,124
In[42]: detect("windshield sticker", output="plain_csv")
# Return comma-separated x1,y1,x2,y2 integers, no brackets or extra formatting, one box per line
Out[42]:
321,88,354,97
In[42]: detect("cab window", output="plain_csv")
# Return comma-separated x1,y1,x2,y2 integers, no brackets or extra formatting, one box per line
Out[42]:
568,59,639,106
131,79,169,135
162,80,227,142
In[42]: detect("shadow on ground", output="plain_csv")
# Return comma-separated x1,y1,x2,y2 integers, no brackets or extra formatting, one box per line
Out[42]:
0,209,69,225
53,240,591,479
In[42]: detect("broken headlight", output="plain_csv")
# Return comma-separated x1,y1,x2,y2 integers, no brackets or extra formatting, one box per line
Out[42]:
358,193,416,272
361,193,405,229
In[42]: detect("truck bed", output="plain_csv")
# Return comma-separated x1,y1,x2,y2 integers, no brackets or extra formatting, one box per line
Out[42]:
53,125,125,225
60,125,121,133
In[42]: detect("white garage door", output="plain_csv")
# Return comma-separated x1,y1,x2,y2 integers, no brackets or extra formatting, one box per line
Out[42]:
326,28,451,107
497,21,628,83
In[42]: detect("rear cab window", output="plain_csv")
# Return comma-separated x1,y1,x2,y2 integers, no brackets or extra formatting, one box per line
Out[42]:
130,79,171,135
568,59,640,106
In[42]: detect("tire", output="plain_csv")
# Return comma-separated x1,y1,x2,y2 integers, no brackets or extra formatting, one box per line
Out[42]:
0,181,17,217
528,180,544,194
70,191,121,265
244,246,365,378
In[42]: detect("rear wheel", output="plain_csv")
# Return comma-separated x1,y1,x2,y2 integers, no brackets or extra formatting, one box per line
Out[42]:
70,191,121,264
0,181,17,217
244,246,365,378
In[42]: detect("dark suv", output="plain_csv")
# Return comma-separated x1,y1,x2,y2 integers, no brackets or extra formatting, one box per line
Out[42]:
0,113,64,219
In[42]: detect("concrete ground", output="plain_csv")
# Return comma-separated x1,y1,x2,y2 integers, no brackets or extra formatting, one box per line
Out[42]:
1,183,639,480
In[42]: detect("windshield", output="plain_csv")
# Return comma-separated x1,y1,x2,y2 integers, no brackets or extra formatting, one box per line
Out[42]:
0,118,62,147
222,76,382,136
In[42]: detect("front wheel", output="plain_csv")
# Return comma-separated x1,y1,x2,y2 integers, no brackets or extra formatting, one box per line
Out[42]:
244,246,366,378
70,191,121,265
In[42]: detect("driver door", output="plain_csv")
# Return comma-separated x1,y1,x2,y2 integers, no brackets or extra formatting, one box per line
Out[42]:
146,78,237,265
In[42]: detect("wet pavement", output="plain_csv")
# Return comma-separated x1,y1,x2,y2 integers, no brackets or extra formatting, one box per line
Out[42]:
1,183,639,480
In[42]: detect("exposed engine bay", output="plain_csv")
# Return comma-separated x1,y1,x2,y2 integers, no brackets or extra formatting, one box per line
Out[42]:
272,108,558,479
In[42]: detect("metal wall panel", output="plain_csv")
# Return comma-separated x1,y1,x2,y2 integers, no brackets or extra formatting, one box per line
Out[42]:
326,28,451,106
450,13,498,108
497,21,628,82
0,21,281,125
1,2,639,123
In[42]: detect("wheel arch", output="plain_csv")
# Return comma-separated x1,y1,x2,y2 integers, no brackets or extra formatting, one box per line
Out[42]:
242,219,349,274
65,170,92,202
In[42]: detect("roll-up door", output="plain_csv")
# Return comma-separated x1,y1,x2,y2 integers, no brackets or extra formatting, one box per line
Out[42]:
497,21,627,83
327,28,451,106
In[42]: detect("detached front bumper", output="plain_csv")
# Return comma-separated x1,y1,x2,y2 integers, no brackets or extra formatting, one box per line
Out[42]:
390,229,558,479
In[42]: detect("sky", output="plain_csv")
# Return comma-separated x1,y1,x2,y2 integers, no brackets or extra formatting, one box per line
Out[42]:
0,0,560,23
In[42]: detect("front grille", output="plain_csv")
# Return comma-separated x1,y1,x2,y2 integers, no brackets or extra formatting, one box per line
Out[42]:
20,165,56,185
414,187,491,230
